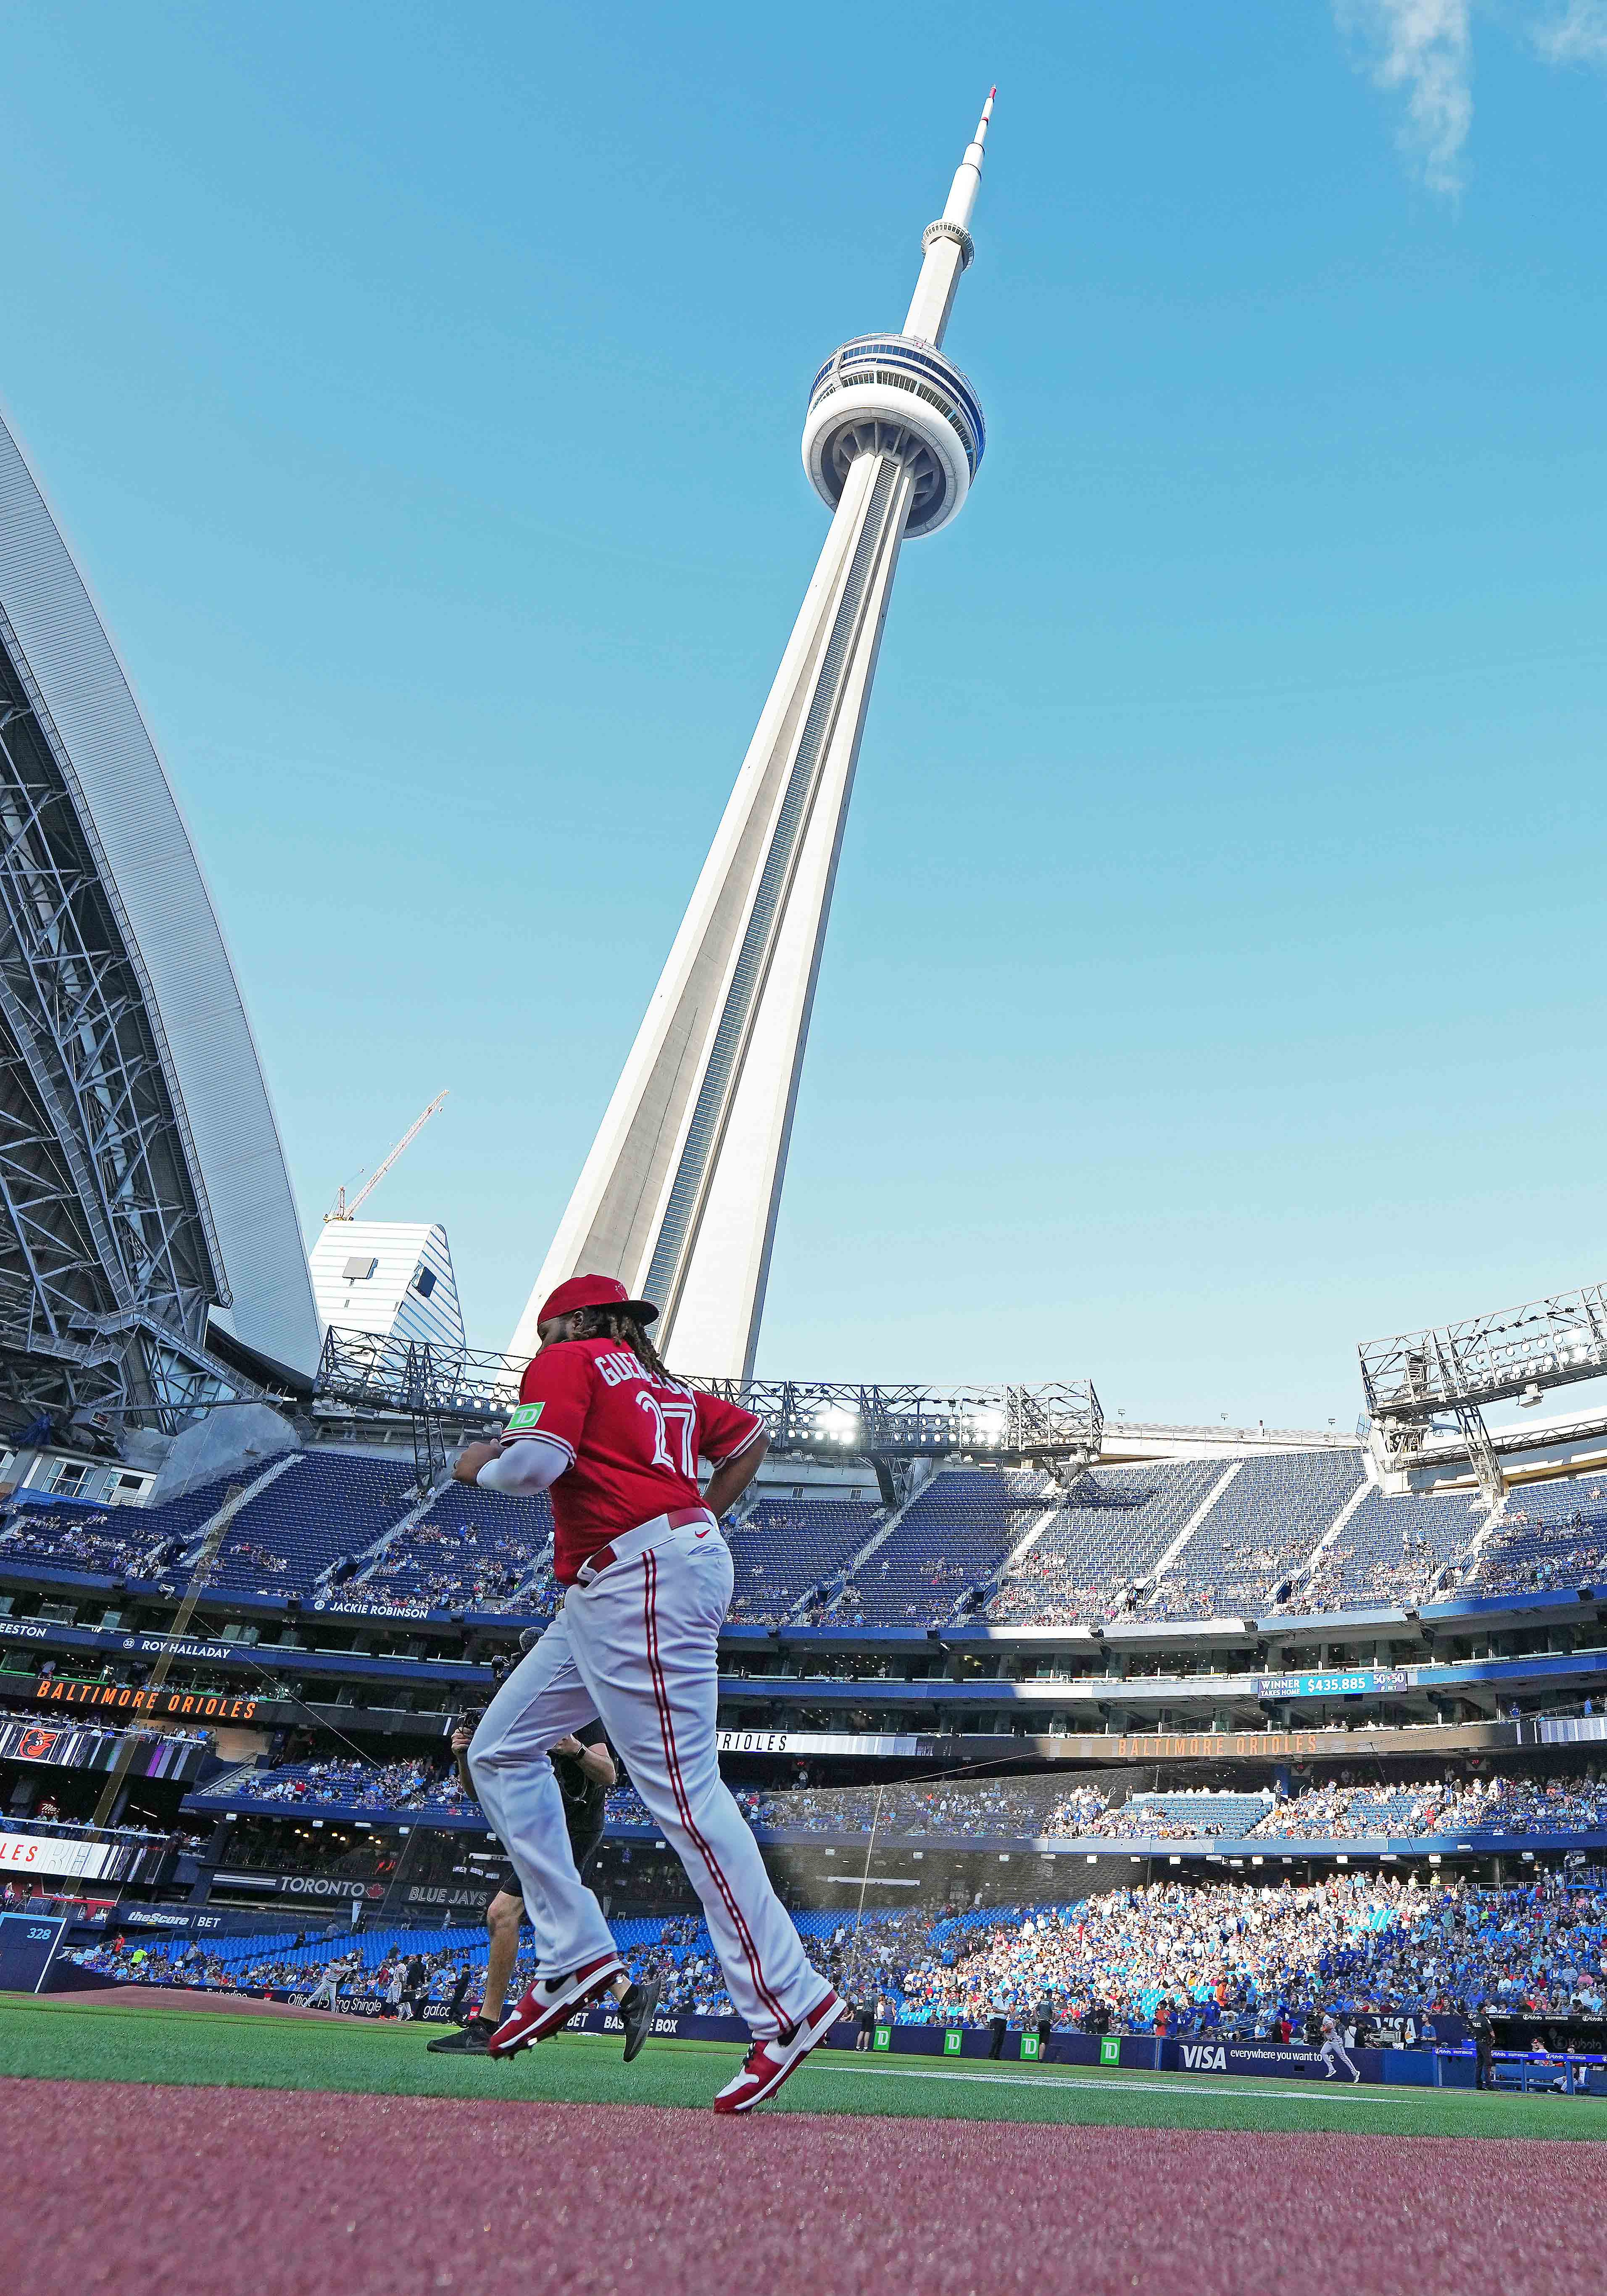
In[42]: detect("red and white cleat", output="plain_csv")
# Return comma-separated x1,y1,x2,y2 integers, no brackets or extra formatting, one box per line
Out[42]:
711,1988,845,2114
488,1954,625,2058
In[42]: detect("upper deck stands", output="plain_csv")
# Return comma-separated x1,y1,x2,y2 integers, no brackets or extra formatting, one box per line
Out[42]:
987,1461,1222,1626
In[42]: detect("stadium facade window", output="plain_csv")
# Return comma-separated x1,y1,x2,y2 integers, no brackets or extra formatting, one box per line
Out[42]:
413,1266,437,1298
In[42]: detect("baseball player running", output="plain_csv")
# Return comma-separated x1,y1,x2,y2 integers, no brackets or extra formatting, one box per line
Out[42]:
301,1954,347,2011
458,1274,842,2112
1319,2011,1361,2082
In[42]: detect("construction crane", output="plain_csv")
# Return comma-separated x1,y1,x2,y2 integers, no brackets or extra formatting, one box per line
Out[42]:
323,1091,449,1223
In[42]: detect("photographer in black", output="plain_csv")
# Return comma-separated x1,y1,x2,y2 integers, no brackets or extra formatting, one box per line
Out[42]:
429,1647,659,2057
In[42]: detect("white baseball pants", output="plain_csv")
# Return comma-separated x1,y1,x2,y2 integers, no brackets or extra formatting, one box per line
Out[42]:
469,1519,828,2040
1320,2035,1358,2077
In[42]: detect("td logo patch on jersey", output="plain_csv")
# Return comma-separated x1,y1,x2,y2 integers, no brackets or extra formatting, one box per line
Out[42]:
505,1403,545,1431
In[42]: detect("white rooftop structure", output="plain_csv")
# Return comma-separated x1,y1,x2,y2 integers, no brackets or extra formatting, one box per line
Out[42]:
0,404,321,1416
309,1220,465,1354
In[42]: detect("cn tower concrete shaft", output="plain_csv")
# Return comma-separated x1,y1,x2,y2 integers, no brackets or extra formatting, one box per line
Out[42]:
513,97,995,1379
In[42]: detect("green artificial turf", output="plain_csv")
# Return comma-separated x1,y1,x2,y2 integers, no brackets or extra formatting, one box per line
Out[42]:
4,1993,1607,2140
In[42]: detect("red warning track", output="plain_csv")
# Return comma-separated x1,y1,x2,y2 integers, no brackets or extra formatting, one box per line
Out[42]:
3,2080,1599,2296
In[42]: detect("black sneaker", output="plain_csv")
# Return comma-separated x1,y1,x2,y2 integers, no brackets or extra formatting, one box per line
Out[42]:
619,1977,662,2064
428,2017,495,2054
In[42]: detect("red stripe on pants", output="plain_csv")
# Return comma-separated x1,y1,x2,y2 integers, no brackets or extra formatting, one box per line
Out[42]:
641,1548,789,2030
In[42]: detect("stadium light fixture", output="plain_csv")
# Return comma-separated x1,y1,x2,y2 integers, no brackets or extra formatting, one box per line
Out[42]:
1360,1276,1607,1422
315,1335,1103,1465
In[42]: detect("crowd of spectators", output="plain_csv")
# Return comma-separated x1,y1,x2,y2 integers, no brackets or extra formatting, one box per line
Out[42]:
720,1770,1607,1844
0,1506,169,1579
1246,1772,1607,1841
68,1932,483,2010
13,1450,1607,1629
242,1756,477,1819
555,1873,1607,2032
204,1754,1607,1845
728,1781,1087,1837
1287,1529,1442,1616
1474,1496,1607,1597
61,1868,1607,2043
889,1872,1607,2031
830,1556,977,1627
360,1525,539,1614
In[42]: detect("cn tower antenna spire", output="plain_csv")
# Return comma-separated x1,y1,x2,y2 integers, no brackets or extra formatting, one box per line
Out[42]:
904,87,996,347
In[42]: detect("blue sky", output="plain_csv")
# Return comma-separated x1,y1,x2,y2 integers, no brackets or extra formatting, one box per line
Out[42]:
3,3,1607,1423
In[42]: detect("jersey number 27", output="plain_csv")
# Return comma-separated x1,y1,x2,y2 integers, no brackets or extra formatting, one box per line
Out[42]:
636,1391,698,1477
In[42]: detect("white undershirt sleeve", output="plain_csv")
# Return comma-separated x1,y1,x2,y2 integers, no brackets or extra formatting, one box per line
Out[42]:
474,1434,571,1495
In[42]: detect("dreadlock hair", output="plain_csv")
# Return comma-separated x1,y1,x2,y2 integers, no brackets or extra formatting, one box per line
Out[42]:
570,1303,674,1386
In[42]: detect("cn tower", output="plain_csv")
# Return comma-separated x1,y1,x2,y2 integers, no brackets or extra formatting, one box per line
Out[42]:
515,95,996,1378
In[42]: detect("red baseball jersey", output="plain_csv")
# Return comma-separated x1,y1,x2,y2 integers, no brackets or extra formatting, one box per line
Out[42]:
508,1335,764,1582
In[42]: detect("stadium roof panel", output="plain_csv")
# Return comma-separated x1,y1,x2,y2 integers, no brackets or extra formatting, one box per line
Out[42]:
0,407,319,1393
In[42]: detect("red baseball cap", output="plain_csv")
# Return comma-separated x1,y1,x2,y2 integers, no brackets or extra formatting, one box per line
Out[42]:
535,1273,659,1328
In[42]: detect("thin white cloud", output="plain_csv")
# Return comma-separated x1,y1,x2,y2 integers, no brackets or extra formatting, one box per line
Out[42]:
1529,0,1607,62
1338,3,1607,199
1337,0,1475,196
